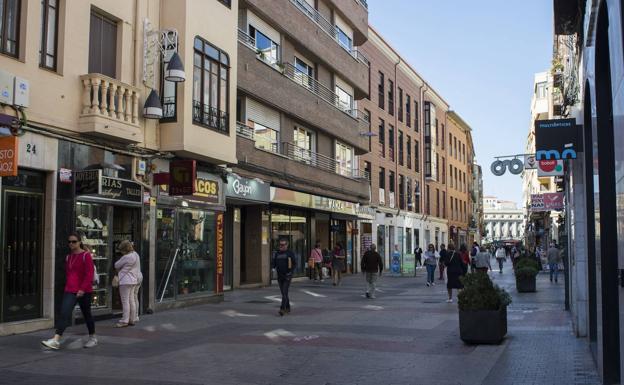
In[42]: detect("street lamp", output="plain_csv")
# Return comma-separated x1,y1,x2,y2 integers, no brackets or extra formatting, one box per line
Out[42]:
142,19,186,120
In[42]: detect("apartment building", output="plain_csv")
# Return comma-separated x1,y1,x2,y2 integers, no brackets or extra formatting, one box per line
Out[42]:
446,111,473,246
0,0,239,335
230,0,370,285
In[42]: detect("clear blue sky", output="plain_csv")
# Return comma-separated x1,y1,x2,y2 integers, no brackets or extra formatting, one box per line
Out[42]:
369,1,553,205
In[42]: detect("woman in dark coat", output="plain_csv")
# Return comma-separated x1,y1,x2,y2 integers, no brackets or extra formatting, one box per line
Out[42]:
444,244,467,303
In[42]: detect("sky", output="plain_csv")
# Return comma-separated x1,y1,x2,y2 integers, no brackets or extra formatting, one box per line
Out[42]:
368,0,553,205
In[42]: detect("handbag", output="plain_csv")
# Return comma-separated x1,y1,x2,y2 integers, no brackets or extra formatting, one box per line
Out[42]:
112,274,120,288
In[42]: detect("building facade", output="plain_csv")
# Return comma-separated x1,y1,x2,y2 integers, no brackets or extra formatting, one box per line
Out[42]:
0,0,239,334
482,197,525,244
231,0,371,285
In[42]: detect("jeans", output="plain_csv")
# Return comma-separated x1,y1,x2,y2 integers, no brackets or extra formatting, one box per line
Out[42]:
365,272,379,296
426,264,436,283
497,258,504,272
119,284,140,324
549,263,559,281
277,276,291,310
55,292,95,336
314,263,323,280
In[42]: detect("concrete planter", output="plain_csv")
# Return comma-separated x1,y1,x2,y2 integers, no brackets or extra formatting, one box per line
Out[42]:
516,276,537,292
459,307,508,344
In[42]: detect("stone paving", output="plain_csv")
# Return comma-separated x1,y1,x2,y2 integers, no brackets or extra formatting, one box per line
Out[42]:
0,260,601,385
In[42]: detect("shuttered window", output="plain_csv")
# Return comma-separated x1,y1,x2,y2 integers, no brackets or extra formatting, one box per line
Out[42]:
89,11,117,78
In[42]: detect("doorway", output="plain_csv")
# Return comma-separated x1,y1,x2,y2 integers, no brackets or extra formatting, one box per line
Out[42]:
1,170,45,322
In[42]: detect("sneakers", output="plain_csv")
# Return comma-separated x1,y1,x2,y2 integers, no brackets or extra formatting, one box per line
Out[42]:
446,299,453,303
41,338,60,350
426,282,430,287
84,336,98,348
365,292,370,298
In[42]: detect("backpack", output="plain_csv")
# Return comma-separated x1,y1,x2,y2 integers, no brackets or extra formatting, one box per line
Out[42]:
66,252,99,286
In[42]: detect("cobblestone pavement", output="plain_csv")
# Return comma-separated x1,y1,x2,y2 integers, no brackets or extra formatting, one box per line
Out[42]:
0,260,601,385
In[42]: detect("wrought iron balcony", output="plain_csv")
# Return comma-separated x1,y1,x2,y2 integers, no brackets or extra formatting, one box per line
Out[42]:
192,101,228,133
289,0,369,66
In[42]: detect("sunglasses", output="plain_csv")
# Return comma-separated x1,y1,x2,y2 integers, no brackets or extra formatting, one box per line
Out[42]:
68,240,79,244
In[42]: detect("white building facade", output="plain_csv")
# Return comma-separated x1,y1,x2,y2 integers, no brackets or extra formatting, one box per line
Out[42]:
483,197,525,243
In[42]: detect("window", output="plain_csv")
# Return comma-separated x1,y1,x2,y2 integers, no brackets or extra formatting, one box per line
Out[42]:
335,141,354,177
389,171,395,193
414,101,419,132
462,143,466,163
450,198,454,220
449,165,453,188
293,126,314,163
378,71,385,109
335,84,353,112
454,137,458,159
407,177,412,211
425,185,430,215
378,119,385,158
415,181,421,213
442,191,446,219
364,108,371,151
441,124,445,150
398,87,403,122
161,31,178,121
379,167,386,190
536,81,547,99
407,136,411,169
336,26,352,51
441,157,445,184
398,130,404,166
364,161,371,182
249,120,278,153
0,0,20,57
436,188,440,218
449,133,453,156
217,0,231,7
294,57,313,88
455,167,458,189
250,25,279,65
89,11,117,78
435,118,439,146
388,80,394,115
436,153,440,182
415,140,420,172
192,37,230,133
406,94,411,127
388,124,395,161
40,0,58,69
399,175,405,209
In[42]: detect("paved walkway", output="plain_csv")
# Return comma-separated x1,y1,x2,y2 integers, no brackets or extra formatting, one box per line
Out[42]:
0,261,600,385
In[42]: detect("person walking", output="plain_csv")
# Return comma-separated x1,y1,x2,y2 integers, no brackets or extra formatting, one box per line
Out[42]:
444,244,467,303
470,242,480,273
438,244,448,280
474,248,492,273
547,243,562,283
332,242,346,286
424,244,438,286
42,232,97,349
495,246,506,274
361,244,384,299
114,240,143,328
273,239,296,316
459,244,471,266
310,241,324,283
414,246,423,267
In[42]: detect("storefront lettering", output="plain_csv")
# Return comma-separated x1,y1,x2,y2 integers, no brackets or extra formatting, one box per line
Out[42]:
216,213,224,293
0,136,19,177
196,179,218,196
232,179,254,197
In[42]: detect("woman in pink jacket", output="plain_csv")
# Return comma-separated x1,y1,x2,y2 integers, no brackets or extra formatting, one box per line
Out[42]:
114,240,143,327
41,232,96,350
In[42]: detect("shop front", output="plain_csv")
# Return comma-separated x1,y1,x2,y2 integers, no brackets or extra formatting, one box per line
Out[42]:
225,173,271,288
0,131,58,335
269,187,359,278
153,169,225,310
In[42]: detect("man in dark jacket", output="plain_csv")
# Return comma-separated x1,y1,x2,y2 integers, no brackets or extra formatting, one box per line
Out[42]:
361,244,384,299
272,239,296,316
438,244,448,280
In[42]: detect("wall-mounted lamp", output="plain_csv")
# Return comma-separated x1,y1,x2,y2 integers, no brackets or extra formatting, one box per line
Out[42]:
142,19,186,120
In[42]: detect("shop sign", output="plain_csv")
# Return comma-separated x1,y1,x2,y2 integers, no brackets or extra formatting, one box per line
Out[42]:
216,213,224,293
75,169,143,203
357,205,376,220
193,176,220,203
0,135,18,177
535,118,582,160
270,187,357,215
169,160,196,196
537,159,564,177
226,174,270,202
531,193,565,212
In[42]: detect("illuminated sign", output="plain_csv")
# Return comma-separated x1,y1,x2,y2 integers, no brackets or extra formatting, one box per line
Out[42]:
216,213,224,293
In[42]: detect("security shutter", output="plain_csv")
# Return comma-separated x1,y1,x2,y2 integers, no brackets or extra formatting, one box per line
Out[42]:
246,98,280,131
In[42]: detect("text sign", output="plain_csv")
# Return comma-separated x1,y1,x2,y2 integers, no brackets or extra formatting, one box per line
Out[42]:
531,193,565,212
225,174,270,202
0,135,18,177
535,118,583,160
75,169,143,203
216,213,224,293
169,160,196,196
75,170,102,195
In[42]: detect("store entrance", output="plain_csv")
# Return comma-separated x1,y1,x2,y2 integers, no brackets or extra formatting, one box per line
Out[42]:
1,170,45,322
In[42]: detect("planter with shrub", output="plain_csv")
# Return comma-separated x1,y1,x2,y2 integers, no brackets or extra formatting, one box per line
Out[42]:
514,257,539,293
457,272,512,344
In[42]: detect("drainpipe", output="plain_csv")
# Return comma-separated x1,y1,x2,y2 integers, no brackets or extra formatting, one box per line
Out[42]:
394,58,400,219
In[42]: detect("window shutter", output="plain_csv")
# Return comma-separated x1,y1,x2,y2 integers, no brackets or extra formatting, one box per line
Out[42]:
246,98,280,131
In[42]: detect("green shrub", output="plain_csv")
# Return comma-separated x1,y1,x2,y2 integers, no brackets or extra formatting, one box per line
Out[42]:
514,257,539,271
515,266,538,280
458,273,512,311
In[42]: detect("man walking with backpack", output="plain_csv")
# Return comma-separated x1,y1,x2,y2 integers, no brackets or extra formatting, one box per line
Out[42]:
361,244,384,299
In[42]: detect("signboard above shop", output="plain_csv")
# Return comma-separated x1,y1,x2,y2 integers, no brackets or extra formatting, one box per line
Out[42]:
169,160,196,196
226,174,270,203
270,187,358,216
535,118,583,160
531,193,564,212
0,135,18,177
75,169,143,204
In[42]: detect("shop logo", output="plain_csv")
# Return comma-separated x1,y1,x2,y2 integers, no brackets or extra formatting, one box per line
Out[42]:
232,179,254,197
535,145,577,160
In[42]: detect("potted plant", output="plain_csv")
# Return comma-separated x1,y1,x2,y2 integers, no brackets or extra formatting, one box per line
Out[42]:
457,272,512,344
514,257,539,293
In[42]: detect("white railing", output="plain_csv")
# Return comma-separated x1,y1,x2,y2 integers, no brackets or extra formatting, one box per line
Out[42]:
80,74,140,126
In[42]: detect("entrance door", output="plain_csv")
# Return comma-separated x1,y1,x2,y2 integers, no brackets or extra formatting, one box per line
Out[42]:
2,190,44,322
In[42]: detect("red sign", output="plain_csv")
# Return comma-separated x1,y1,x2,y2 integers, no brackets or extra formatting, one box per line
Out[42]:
153,172,170,185
0,136,18,177
216,213,224,293
531,192,564,212
169,160,196,195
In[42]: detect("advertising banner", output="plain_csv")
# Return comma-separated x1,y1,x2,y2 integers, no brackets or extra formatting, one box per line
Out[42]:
216,213,224,293
535,118,582,160
537,159,564,177
524,154,537,169
531,193,565,212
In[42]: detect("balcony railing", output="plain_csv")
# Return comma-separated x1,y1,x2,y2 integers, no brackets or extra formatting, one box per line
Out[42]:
355,0,368,9
237,28,255,50
192,101,228,133
236,121,255,140
289,0,369,66
80,73,140,126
